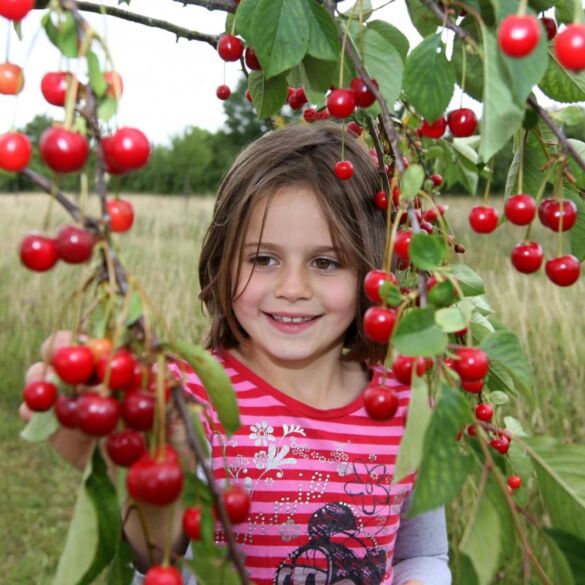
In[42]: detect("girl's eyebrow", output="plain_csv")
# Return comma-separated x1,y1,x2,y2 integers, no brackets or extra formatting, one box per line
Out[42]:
244,242,340,253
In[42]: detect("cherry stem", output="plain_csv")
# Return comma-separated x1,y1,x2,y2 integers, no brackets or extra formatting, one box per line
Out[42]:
518,0,529,17
365,116,392,206
459,42,466,108
517,130,527,195
5,20,10,62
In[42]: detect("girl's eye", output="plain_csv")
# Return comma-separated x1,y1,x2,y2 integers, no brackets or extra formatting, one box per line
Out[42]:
250,256,340,271
314,257,340,271
251,255,274,267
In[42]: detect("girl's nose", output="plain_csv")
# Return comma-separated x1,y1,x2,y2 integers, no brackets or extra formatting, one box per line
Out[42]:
274,265,312,300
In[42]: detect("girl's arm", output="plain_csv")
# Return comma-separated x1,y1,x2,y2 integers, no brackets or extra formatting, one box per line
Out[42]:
392,494,452,585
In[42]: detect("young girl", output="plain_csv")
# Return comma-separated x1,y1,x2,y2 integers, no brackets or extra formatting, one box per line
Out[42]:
23,123,451,585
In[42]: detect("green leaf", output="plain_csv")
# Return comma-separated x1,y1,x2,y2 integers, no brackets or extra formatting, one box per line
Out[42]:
298,55,337,105
540,51,585,103
379,281,402,306
551,105,585,127
409,234,445,271
251,0,310,79
408,386,473,516
544,531,578,585
460,486,501,585
248,70,288,118
490,391,509,405
362,25,404,108
454,553,480,585
479,28,525,162
556,0,585,25
524,437,585,540
565,189,585,262
545,529,585,585
429,279,459,309
234,0,259,42
452,19,484,102
448,265,485,296
341,0,373,20
393,307,448,357
53,447,119,585
43,11,78,58
106,538,134,585
13,20,23,41
394,374,433,482
172,341,241,436
188,543,241,585
97,95,119,122
435,305,468,332
567,140,585,190
400,163,425,201
20,409,59,442
124,292,143,327
366,20,409,63
403,34,455,123
406,0,439,37
481,330,532,397
305,0,340,61
87,51,108,97
529,0,557,9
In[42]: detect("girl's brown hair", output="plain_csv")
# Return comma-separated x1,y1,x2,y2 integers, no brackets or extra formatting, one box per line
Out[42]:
198,122,388,364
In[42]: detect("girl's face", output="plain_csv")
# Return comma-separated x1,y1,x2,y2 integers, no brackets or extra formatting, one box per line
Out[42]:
231,185,359,366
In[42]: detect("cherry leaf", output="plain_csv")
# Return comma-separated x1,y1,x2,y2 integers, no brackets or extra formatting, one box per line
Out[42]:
393,307,448,357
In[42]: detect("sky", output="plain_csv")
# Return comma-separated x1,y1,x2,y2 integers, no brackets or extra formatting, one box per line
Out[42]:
0,0,559,146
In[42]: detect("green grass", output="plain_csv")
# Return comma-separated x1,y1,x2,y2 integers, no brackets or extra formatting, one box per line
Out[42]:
1,193,584,584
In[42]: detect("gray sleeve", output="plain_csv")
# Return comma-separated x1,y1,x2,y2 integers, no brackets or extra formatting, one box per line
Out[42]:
392,494,452,585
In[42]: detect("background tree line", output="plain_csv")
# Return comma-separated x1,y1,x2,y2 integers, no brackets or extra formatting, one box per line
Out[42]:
3,77,585,196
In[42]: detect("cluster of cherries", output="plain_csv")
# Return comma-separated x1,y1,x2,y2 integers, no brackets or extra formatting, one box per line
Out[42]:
23,336,251,584
418,108,478,140
215,32,261,100
469,194,581,286
498,12,585,72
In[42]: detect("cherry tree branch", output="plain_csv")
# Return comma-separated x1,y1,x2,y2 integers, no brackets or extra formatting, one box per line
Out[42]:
76,1,219,46
170,0,237,13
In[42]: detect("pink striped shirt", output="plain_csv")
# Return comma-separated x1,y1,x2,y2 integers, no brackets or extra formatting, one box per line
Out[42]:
170,349,415,585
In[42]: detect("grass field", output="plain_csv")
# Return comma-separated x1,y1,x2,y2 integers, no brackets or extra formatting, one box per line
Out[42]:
1,193,584,584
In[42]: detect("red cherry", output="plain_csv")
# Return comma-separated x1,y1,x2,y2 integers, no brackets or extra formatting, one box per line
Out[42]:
216,84,231,100
303,108,317,123
421,117,447,139
363,307,397,343
106,429,146,467
392,354,432,385
538,199,577,231
0,62,24,95
76,393,121,436
109,127,150,172
52,345,95,385
475,403,494,422
55,225,94,264
316,108,330,121
431,174,443,187
288,92,304,110
101,135,125,175
295,88,307,105
121,391,155,431
97,349,137,390
420,221,434,234
40,128,88,173
19,233,58,272
349,77,377,108
106,198,135,233
103,71,123,98
498,15,541,58
541,17,557,41
469,206,499,233
334,160,353,180
23,380,58,412
183,506,202,540
244,88,252,102
461,379,484,394
504,194,536,225
326,88,355,119
0,0,34,20
511,241,543,274
222,484,250,524
373,190,388,210
545,255,581,286
363,270,397,304
364,385,399,420
40,72,75,106
507,475,522,490
54,395,79,428
244,47,261,70
453,347,489,381
0,132,31,172
144,565,183,585
126,362,153,392
128,446,184,506
447,108,477,137
490,435,510,455
217,34,244,62
393,229,414,261
423,206,445,223
347,121,363,137
555,24,585,71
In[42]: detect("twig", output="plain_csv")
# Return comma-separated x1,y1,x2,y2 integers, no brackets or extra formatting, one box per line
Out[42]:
172,387,251,585
171,0,237,13
75,1,219,46
365,116,392,203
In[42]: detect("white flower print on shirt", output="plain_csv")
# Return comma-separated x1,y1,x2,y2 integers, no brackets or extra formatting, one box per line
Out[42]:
249,421,276,446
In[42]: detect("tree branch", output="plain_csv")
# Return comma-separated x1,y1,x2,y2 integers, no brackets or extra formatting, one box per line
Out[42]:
171,0,237,13
76,1,219,47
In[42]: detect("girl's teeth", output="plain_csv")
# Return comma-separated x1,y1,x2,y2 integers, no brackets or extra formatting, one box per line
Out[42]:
272,315,314,323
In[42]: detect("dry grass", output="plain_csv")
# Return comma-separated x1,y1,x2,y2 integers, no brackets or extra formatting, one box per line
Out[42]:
1,192,584,584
